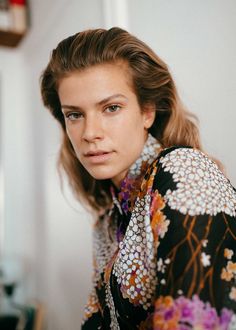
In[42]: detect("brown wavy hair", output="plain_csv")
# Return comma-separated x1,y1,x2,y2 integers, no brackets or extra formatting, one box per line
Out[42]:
40,27,202,212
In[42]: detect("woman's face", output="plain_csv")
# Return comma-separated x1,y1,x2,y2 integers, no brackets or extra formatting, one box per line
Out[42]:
58,62,155,187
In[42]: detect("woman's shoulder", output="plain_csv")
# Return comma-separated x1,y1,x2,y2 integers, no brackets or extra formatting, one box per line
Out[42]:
149,146,236,217
156,146,225,181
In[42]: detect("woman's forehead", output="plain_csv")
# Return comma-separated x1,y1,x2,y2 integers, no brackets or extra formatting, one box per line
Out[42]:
58,62,137,107
59,61,134,93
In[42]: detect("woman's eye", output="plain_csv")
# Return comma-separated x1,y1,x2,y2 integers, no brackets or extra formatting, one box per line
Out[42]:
105,105,121,113
65,112,82,121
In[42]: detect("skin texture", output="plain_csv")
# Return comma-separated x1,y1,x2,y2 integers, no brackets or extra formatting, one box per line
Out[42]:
58,62,155,187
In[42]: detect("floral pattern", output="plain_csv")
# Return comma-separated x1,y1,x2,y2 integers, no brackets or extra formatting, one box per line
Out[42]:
113,193,160,309
160,148,236,216
81,135,236,329
221,248,236,306
117,134,161,214
152,295,233,330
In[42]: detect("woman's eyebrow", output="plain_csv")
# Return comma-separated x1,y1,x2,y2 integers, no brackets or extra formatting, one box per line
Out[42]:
61,105,81,110
97,94,128,106
60,105,81,114
61,94,128,112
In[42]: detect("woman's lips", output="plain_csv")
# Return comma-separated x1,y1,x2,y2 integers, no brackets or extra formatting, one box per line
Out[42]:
84,151,113,164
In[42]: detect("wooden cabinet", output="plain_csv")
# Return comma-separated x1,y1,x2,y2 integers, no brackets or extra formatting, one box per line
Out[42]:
0,29,25,47
0,0,27,47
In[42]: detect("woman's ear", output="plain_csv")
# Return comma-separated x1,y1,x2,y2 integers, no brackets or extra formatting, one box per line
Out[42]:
143,103,156,129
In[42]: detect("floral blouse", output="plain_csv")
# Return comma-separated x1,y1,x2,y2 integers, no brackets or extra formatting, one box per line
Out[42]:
81,134,236,329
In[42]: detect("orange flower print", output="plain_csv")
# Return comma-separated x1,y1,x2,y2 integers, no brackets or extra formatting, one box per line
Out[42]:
221,267,234,282
221,258,236,283
140,165,157,198
224,248,234,260
150,192,166,215
153,296,180,330
151,211,170,243
149,191,169,246
82,290,100,322
227,261,236,274
155,296,175,309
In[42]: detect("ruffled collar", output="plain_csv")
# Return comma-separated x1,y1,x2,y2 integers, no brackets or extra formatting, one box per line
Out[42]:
110,134,161,215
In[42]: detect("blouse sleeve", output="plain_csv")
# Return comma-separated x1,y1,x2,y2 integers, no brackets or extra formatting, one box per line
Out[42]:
149,147,236,329
81,220,103,329
81,288,102,329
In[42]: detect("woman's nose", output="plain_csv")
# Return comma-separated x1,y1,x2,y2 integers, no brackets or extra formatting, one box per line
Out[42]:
82,116,104,142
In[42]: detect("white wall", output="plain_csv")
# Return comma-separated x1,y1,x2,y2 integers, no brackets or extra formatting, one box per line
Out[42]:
0,49,36,301
20,1,106,328
127,0,236,185
0,1,235,329
0,0,104,329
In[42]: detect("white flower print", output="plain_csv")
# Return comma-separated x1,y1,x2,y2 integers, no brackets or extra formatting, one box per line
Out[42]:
160,148,236,216
201,252,211,267
229,287,236,301
202,239,208,248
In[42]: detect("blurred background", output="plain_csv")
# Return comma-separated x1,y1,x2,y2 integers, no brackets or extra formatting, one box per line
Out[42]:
0,0,235,329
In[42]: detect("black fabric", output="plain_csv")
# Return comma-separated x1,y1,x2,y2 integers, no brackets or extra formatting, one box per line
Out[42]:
81,146,236,329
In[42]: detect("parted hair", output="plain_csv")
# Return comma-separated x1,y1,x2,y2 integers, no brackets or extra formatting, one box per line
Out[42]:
40,27,202,211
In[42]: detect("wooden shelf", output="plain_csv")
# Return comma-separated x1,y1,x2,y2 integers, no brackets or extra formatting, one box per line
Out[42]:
0,29,25,47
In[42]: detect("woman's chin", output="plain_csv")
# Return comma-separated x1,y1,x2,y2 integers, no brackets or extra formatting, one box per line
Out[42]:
87,170,113,181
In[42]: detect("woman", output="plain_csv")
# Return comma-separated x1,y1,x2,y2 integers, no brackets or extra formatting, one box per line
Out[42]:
41,27,236,329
